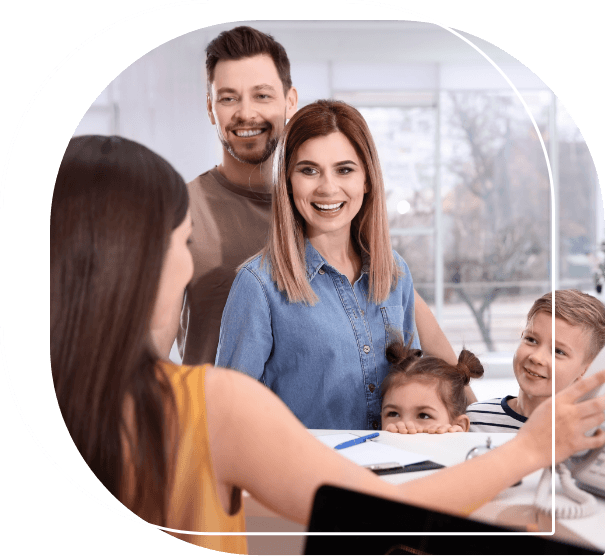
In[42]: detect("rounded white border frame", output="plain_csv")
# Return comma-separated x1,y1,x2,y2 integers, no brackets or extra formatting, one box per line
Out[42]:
0,0,557,536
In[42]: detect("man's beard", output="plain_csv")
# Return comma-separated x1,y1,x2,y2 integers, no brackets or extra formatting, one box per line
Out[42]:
220,131,279,165
220,114,285,165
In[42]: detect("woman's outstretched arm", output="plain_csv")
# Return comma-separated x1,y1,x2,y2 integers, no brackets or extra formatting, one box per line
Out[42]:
205,365,605,526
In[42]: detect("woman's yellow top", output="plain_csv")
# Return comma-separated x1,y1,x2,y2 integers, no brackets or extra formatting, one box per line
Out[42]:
163,362,247,554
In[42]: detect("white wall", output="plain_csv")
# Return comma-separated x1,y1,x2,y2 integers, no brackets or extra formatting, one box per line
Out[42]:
75,21,547,182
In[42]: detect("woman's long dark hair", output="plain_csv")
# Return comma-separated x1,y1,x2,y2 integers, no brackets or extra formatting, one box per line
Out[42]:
50,135,188,525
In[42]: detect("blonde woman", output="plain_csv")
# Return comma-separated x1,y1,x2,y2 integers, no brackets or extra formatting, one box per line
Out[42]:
217,100,444,430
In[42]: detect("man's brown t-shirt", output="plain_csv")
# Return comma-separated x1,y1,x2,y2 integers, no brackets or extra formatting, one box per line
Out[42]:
178,167,272,365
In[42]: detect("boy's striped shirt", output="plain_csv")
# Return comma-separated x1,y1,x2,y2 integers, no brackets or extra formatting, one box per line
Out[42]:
467,395,527,432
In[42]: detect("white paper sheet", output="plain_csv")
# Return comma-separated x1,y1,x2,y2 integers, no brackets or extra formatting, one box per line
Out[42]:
316,433,431,467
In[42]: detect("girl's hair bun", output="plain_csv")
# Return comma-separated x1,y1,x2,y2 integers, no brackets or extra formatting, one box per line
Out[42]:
457,349,485,384
385,336,422,366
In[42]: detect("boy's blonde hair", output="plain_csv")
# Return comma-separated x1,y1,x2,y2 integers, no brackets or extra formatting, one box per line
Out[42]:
527,289,605,363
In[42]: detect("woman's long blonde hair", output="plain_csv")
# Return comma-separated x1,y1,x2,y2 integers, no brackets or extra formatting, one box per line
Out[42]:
262,99,397,304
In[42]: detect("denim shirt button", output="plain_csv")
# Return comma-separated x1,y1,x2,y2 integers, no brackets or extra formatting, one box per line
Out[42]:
318,268,325,275
368,383,376,393
363,345,370,354
372,420,379,430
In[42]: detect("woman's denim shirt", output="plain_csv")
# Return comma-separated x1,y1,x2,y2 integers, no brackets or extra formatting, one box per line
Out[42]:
215,241,419,430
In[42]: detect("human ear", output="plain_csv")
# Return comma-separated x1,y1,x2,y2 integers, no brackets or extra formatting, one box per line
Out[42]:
453,414,470,432
285,87,298,119
206,93,216,125
575,357,593,381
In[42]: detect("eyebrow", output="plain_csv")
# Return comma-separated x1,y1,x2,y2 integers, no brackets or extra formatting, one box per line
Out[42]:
381,403,437,413
215,87,238,95
294,159,359,167
413,405,438,412
252,84,277,92
555,340,573,353
215,84,277,95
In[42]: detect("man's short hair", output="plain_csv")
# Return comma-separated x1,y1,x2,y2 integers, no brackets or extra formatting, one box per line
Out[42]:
527,289,605,362
205,26,292,96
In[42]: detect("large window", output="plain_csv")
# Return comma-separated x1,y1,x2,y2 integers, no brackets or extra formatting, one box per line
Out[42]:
354,91,600,358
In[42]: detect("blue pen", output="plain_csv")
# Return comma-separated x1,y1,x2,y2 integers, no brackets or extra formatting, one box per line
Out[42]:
334,432,379,450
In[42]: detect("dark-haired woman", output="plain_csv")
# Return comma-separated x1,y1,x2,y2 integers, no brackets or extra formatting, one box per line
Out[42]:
51,134,605,552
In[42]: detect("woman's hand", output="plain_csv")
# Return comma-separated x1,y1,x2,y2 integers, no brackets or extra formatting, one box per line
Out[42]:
519,368,605,468
384,421,464,434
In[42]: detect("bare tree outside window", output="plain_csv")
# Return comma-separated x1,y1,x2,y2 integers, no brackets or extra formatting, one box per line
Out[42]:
441,91,550,351
557,103,602,286
359,92,554,354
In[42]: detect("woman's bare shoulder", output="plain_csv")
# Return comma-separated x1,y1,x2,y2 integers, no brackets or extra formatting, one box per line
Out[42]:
204,365,273,424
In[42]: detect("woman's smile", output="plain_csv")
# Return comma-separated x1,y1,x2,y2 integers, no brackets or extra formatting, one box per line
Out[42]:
311,201,346,214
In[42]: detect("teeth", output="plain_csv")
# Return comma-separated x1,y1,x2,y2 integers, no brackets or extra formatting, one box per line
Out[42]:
233,129,263,137
314,202,344,210
525,368,544,378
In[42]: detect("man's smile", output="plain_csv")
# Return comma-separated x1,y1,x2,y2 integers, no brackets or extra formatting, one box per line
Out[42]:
232,128,265,138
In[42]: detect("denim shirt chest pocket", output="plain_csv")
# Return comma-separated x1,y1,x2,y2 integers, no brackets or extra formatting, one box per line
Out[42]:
381,305,413,348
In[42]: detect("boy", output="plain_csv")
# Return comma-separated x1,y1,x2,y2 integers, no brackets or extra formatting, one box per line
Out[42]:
467,289,605,432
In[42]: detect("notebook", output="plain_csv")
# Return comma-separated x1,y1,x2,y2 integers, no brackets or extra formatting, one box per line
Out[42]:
316,433,444,473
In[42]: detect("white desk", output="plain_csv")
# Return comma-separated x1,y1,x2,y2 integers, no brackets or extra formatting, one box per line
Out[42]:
244,430,605,555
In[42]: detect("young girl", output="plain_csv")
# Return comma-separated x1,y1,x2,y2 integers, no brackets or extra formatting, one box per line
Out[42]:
381,340,484,433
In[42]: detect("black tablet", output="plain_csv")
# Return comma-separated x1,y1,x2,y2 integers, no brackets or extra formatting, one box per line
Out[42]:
304,484,601,555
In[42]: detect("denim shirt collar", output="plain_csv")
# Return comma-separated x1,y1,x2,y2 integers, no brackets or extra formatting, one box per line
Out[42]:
304,238,370,282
